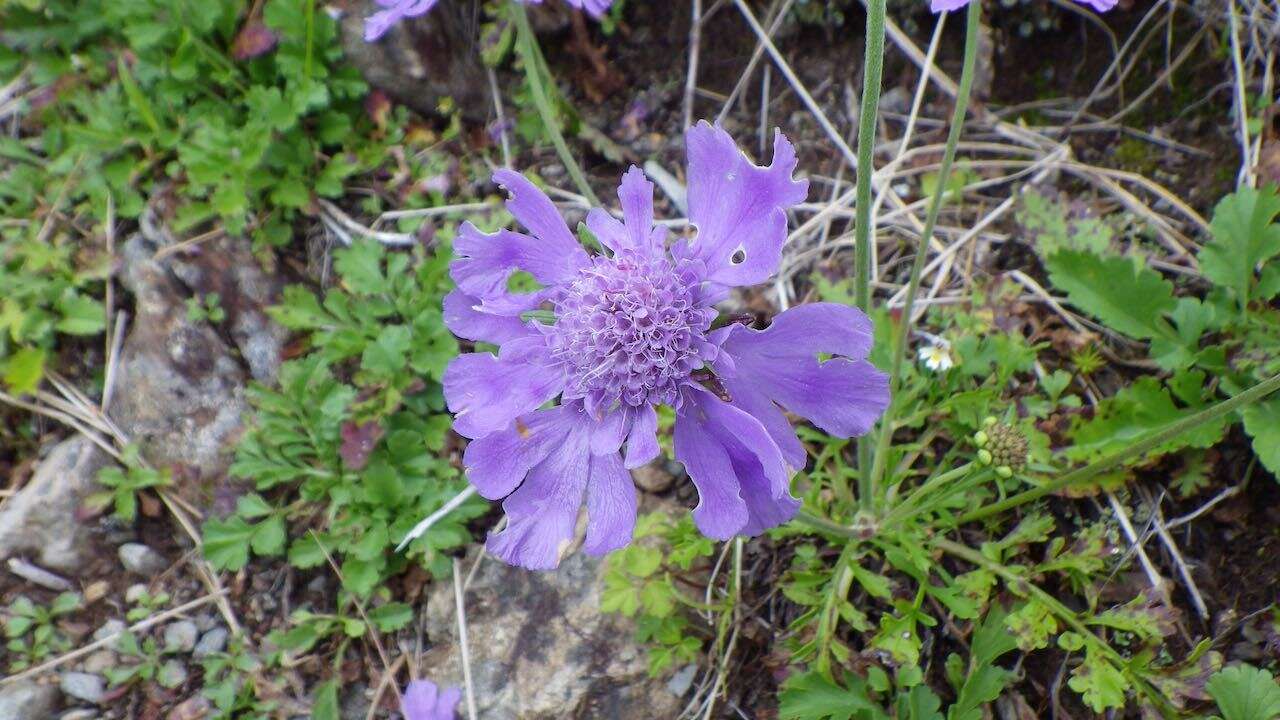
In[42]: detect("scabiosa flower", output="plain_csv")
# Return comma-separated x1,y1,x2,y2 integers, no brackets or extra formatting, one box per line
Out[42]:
442,121,890,570
401,679,461,720
930,0,1116,12
366,0,614,42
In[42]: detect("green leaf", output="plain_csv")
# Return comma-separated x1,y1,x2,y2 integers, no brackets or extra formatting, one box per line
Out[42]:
202,517,255,571
367,603,413,632
362,461,404,506
333,241,386,297
249,516,286,557
3,347,46,395
1206,664,1280,720
777,671,888,720
1067,646,1129,712
898,686,943,720
1202,185,1280,310
54,291,106,335
360,325,411,377
1242,395,1280,478
1043,250,1177,341
311,680,341,720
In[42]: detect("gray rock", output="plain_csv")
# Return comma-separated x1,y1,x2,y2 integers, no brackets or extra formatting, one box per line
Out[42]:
666,663,698,697
158,659,188,689
118,543,166,575
193,627,229,658
59,672,105,704
113,234,251,482
124,584,148,604
419,546,682,720
163,621,198,653
81,650,116,675
92,620,126,647
0,681,59,720
0,437,111,573
58,710,97,720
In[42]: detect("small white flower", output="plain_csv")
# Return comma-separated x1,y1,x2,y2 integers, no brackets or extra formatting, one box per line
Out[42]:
917,343,953,372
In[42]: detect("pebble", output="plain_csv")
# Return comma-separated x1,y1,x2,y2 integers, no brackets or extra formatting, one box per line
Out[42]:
82,581,110,604
163,621,198,653
124,583,149,604
59,672,105,704
81,650,116,675
193,627,229,658
168,696,211,720
666,663,698,697
118,543,166,575
58,710,98,720
92,620,127,650
159,660,188,689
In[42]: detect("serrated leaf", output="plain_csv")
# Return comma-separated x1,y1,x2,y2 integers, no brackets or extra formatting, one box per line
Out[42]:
1044,250,1177,341
201,517,255,571
1241,395,1280,477
1206,664,1280,720
333,240,386,297
1202,185,1280,310
1067,646,1128,712
777,671,888,720
367,602,413,632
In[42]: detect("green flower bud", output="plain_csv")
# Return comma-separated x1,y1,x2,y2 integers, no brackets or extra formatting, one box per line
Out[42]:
985,422,1028,473
973,430,989,448
996,466,1014,479
978,449,993,465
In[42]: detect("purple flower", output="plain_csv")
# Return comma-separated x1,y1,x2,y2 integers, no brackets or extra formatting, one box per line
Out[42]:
401,679,461,720
366,0,614,42
442,122,890,570
931,0,1116,12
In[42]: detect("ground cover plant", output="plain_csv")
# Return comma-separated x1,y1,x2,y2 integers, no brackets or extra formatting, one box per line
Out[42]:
2,0,1280,718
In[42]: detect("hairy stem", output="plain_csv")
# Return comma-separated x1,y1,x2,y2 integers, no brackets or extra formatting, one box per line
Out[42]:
959,369,1280,524
869,0,982,505
511,4,601,207
854,0,888,507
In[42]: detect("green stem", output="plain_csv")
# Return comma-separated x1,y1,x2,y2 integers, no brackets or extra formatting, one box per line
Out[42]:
959,370,1280,525
511,4,601,207
868,0,982,505
882,462,979,527
303,0,315,80
854,0,887,508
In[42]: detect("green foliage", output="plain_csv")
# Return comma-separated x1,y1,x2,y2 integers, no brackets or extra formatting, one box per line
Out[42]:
1206,664,1280,720
88,445,172,522
601,512,717,675
200,636,275,718
3,592,81,671
779,672,886,720
1043,250,1178,342
202,240,479,595
1201,185,1280,314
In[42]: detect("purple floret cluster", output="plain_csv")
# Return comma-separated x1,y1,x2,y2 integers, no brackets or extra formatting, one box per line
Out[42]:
441,122,891,570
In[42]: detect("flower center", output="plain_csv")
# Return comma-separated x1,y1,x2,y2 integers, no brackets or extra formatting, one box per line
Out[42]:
549,252,713,412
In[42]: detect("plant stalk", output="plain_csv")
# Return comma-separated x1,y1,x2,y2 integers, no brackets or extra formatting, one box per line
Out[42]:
868,0,982,505
959,369,1280,524
511,4,601,207
854,0,888,507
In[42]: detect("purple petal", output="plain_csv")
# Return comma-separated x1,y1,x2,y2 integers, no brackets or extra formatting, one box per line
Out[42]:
719,378,806,470
364,0,439,41
726,438,801,536
623,404,659,469
486,410,592,570
590,406,629,456
587,166,659,257
442,290,531,345
451,222,585,301
401,679,459,720
492,170,589,272
1074,0,1117,10
929,0,970,12
443,352,563,439
463,406,576,500
561,0,614,16
719,303,889,438
674,387,791,539
583,452,637,555
680,122,807,288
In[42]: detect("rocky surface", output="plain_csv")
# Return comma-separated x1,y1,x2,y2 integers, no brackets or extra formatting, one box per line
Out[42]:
119,543,167,575
58,673,105,705
0,681,59,720
0,437,111,573
418,547,683,720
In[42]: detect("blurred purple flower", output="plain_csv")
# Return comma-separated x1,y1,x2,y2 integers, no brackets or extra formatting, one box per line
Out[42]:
441,122,890,570
401,680,461,720
366,0,614,42
931,0,1116,11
